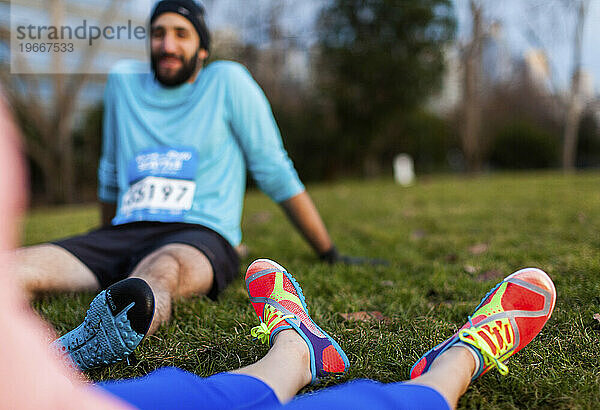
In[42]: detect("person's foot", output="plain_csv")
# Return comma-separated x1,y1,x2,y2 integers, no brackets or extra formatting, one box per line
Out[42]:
245,259,349,382
410,267,556,380
50,278,155,371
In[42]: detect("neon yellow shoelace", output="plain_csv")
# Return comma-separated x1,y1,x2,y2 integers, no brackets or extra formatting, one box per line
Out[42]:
250,304,294,345
458,320,511,376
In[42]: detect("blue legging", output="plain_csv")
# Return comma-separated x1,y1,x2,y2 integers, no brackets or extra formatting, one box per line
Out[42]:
97,367,449,410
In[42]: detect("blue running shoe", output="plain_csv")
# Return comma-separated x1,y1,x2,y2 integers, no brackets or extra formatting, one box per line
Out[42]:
51,278,155,371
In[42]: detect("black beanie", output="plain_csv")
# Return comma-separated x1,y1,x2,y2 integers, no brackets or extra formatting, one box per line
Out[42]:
150,0,211,51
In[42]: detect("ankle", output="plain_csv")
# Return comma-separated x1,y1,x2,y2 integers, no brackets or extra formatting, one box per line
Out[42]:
439,346,478,378
273,330,309,359
273,329,312,385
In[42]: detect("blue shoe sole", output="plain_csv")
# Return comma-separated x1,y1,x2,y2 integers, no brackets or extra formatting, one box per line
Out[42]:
51,290,144,371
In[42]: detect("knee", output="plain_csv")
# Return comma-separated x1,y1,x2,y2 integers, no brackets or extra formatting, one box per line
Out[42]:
12,244,98,295
133,244,213,298
145,249,183,287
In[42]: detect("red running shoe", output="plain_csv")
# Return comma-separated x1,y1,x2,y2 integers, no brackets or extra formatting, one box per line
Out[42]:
245,259,349,382
410,267,556,380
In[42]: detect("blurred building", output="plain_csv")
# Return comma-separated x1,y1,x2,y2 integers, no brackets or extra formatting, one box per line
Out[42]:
577,69,595,103
428,21,514,117
481,21,513,87
522,49,552,92
426,44,462,116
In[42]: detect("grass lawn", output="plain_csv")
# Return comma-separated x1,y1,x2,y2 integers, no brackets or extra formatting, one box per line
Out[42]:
27,171,600,409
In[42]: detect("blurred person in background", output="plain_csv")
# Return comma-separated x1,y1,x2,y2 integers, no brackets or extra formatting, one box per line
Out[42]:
12,0,370,370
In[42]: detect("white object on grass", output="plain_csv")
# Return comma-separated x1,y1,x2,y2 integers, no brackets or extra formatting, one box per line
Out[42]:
393,154,415,186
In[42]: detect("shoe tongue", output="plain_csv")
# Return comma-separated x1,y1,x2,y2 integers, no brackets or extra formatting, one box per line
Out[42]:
262,304,293,343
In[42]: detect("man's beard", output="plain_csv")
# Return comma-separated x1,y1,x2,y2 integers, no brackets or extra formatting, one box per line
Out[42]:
151,49,200,87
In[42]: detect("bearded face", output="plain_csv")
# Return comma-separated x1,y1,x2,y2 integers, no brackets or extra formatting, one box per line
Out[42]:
150,12,208,87
151,47,200,87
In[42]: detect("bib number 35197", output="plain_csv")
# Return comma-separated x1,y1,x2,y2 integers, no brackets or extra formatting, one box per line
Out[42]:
120,176,195,215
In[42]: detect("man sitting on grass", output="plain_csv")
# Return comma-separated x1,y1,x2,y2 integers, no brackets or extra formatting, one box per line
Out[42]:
13,0,364,370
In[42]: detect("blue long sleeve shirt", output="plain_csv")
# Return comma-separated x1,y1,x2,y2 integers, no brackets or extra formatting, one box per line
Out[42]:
98,59,304,246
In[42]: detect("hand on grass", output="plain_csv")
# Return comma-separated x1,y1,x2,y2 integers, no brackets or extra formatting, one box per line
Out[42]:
319,246,389,266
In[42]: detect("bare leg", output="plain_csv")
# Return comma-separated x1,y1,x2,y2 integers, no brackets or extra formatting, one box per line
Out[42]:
231,329,311,404
129,243,214,335
407,346,476,409
13,244,100,299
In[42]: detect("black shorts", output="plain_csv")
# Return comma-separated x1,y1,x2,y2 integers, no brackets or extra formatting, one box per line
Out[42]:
52,222,239,300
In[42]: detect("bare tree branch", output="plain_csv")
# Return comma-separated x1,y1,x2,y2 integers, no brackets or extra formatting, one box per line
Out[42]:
460,0,486,172
562,0,590,171
2,0,130,202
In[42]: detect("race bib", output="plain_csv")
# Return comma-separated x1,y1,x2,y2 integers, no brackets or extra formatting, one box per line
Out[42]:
114,147,199,224
120,176,195,214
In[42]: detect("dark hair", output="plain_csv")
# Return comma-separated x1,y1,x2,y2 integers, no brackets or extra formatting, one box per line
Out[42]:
150,0,210,51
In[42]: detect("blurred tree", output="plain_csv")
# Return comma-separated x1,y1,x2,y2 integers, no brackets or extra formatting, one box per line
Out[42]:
522,0,592,171
211,1,340,181
490,121,559,169
0,0,124,203
576,110,600,168
481,62,563,170
317,0,456,176
460,0,486,173
561,0,590,172
72,103,103,202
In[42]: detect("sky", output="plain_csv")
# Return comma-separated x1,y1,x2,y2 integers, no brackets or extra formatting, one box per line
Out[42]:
197,0,600,94
454,0,600,93
5,0,600,94
210,0,600,95
70,0,600,94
